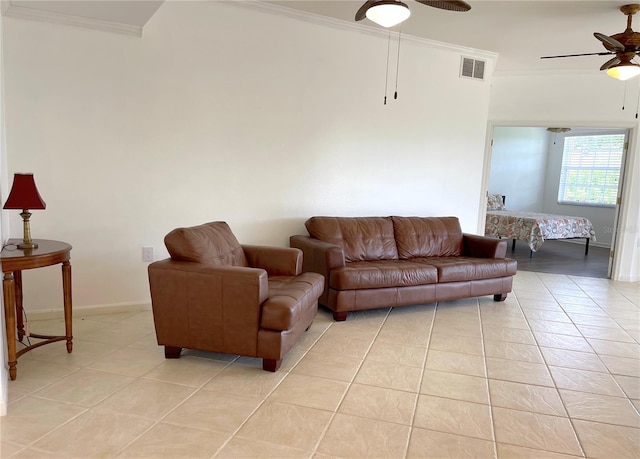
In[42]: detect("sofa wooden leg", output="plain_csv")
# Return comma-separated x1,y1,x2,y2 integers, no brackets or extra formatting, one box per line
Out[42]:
164,346,182,358
263,358,282,372
494,293,507,302
333,311,348,321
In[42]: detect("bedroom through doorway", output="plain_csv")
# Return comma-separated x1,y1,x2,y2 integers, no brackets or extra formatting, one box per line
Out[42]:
485,126,630,279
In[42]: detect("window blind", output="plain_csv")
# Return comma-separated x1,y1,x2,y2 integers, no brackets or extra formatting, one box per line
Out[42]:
558,134,624,206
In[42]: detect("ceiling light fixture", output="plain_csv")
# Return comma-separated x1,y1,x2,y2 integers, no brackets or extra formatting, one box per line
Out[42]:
365,0,411,28
606,61,640,80
547,127,571,145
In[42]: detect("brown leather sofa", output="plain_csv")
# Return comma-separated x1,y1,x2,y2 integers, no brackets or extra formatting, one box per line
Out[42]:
148,222,324,371
290,216,517,321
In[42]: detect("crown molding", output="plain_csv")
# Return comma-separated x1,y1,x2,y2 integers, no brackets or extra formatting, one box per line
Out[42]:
2,1,143,37
236,1,498,63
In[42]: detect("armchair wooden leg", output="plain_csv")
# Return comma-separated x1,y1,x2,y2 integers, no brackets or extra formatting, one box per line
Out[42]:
493,293,508,302
333,311,348,321
263,358,282,372
164,346,182,359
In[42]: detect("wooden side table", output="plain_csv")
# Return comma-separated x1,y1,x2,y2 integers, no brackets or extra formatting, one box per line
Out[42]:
1,239,73,380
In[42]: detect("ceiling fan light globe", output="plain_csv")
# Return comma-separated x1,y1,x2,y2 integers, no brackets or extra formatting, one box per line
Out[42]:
366,1,410,28
606,62,640,80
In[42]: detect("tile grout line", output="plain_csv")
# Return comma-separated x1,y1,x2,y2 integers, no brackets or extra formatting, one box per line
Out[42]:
478,296,499,459
525,272,588,458
404,301,438,458
212,314,337,457
307,307,392,457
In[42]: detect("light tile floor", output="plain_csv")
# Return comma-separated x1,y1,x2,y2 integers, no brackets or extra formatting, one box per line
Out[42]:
1,271,639,458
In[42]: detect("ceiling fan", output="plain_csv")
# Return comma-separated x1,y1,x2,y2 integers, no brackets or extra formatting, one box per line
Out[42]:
355,0,471,28
541,4,640,80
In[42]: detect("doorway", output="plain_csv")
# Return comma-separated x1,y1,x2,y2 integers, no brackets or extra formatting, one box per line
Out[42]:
484,126,630,279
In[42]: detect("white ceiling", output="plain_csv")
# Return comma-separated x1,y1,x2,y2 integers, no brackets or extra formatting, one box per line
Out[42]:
3,0,636,73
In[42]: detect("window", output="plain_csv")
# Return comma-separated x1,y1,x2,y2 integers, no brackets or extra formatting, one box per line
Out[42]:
557,133,625,207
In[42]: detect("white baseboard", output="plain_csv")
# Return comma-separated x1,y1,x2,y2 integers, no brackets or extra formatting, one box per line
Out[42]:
26,302,151,321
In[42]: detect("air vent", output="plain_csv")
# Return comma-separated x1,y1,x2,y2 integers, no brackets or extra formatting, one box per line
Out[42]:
460,57,485,80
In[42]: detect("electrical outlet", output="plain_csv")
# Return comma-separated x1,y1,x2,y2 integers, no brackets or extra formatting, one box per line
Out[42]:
142,246,154,262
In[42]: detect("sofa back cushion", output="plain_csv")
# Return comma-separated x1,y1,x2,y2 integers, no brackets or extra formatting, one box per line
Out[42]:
164,221,248,266
392,216,463,258
305,217,399,262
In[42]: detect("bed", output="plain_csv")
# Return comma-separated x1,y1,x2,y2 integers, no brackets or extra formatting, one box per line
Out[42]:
484,195,597,255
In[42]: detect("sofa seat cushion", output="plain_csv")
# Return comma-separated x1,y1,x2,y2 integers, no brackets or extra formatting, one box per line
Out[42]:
415,257,518,283
330,260,438,290
261,273,324,331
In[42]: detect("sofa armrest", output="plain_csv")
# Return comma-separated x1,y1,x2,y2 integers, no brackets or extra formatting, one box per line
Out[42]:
290,235,345,271
290,235,345,306
148,259,268,356
242,245,302,276
463,233,508,258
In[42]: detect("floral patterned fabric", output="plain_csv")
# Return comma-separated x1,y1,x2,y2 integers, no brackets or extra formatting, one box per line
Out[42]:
485,210,596,252
487,194,506,211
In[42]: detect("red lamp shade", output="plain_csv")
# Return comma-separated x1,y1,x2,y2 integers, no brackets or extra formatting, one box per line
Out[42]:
3,173,46,210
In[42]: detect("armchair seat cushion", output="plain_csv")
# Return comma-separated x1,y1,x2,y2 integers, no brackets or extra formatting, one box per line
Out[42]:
261,272,324,331
415,257,518,282
330,260,438,290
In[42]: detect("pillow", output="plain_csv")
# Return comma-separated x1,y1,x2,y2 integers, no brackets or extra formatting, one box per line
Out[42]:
487,194,505,211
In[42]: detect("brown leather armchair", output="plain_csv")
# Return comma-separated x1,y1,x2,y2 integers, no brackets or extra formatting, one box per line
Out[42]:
148,222,324,371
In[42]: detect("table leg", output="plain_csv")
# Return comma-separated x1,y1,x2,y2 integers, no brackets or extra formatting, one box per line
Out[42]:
3,271,18,380
585,238,590,256
14,270,24,341
62,261,73,353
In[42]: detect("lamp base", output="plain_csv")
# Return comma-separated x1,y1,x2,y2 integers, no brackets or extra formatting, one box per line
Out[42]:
17,241,38,250
17,210,38,250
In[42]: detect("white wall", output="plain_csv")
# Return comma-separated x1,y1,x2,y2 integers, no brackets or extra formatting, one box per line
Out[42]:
0,6,7,416
489,71,640,281
489,126,548,211
2,2,496,312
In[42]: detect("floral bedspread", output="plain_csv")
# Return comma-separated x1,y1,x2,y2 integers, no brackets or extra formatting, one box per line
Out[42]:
485,211,596,252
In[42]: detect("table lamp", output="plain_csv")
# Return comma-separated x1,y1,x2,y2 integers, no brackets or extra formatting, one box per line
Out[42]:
3,173,47,249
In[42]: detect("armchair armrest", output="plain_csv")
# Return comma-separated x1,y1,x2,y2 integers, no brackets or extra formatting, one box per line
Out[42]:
242,245,302,276
463,233,508,258
148,259,268,357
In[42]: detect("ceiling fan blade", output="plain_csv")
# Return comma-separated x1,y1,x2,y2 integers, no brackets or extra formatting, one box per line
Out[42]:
541,52,614,59
594,32,625,51
600,56,621,70
355,0,375,21
414,1,471,12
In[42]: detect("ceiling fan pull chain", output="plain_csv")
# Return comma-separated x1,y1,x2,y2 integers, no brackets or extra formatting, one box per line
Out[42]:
622,81,628,110
384,30,391,105
635,79,640,118
395,26,402,100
